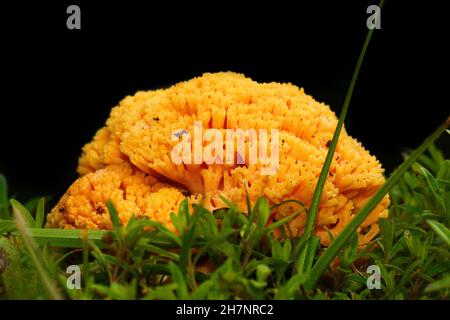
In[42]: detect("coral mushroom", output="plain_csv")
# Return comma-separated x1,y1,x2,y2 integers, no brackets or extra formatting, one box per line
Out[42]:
51,72,389,246
46,163,194,231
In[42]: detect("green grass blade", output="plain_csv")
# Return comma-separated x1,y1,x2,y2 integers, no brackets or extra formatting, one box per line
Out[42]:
106,200,120,230
256,197,270,229
293,235,311,273
266,209,303,233
426,219,450,247
169,261,189,299
24,197,41,214
304,236,320,272
141,220,183,246
305,116,450,289
139,244,179,261
244,192,257,238
10,199,35,226
179,206,200,272
28,228,111,247
219,195,240,213
35,197,45,228
379,218,393,261
425,275,450,293
418,166,446,210
14,206,62,300
299,0,385,273
437,160,450,185
428,143,445,167
0,219,16,233
296,242,308,274
22,226,187,249
270,199,307,211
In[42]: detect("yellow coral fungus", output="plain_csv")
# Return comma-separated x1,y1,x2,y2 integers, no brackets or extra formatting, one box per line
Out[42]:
56,72,389,246
77,127,126,176
46,163,193,231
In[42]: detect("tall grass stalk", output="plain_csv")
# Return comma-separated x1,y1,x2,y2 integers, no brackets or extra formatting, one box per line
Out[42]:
13,207,63,300
299,0,385,273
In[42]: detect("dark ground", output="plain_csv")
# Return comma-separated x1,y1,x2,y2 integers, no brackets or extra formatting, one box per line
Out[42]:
0,1,448,202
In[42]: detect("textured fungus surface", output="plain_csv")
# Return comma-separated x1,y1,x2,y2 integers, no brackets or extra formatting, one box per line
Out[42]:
47,72,389,246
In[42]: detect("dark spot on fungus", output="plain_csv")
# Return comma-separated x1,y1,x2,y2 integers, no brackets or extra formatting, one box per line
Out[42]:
360,225,371,235
153,117,160,121
96,207,105,214
326,140,332,148
59,207,65,212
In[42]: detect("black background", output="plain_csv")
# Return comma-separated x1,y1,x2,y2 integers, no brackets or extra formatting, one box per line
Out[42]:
0,1,448,203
